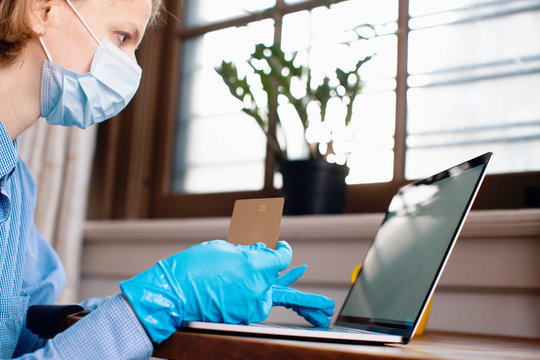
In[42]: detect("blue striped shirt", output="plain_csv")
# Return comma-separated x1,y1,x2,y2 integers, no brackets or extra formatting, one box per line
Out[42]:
0,120,152,359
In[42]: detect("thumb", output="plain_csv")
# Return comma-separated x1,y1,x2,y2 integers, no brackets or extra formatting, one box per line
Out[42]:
275,265,307,287
272,241,293,272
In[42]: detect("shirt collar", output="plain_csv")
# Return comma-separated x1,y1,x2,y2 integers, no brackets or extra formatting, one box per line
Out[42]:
0,120,19,180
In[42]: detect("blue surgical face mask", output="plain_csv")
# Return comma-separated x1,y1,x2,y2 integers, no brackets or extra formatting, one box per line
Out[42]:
39,0,142,129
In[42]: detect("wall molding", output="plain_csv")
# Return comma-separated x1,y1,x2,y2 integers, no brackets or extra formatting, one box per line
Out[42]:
82,209,540,288
85,209,540,243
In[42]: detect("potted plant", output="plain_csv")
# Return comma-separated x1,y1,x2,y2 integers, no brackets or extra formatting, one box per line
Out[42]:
215,25,373,214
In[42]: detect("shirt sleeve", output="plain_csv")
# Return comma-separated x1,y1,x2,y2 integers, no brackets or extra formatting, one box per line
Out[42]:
78,295,114,311
14,294,153,360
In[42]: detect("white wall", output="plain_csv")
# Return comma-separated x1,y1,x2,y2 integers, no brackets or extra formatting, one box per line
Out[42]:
79,209,540,338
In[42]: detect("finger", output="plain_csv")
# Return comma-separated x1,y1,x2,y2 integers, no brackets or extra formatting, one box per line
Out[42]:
295,307,332,328
287,301,334,317
250,242,268,250
271,285,335,311
233,241,267,250
201,239,229,247
280,303,334,317
275,265,307,287
293,303,334,317
271,241,293,271
239,241,292,280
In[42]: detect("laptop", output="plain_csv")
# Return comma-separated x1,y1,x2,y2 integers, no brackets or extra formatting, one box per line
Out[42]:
182,152,492,345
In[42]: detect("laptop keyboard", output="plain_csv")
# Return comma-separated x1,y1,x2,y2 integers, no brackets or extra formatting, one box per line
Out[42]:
252,323,377,335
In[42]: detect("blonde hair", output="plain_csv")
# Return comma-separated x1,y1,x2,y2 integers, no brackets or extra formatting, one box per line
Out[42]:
0,0,164,64
149,0,163,26
0,0,35,63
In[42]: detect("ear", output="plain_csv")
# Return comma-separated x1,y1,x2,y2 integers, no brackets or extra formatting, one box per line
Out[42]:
26,0,53,35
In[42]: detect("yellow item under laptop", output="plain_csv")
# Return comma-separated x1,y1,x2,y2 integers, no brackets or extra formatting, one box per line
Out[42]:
351,264,431,335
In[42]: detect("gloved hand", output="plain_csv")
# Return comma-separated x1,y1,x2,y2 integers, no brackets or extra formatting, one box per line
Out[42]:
272,264,335,327
120,240,335,343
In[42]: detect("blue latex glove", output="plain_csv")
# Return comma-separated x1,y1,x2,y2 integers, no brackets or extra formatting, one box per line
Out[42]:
272,264,335,327
120,240,335,343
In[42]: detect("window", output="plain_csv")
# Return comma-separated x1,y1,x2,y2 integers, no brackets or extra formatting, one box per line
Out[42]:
406,0,540,178
171,19,274,194
89,0,540,219
171,0,401,194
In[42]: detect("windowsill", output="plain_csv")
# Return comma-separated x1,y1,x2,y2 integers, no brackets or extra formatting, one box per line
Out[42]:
82,208,540,287
84,208,540,244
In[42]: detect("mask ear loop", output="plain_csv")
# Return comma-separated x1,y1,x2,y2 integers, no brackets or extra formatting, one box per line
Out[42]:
39,38,53,61
64,0,100,45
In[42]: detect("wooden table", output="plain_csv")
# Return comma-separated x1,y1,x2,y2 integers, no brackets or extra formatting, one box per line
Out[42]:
152,329,540,360
67,315,539,359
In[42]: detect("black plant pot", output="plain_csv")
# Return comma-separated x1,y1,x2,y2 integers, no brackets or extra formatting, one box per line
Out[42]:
278,159,349,215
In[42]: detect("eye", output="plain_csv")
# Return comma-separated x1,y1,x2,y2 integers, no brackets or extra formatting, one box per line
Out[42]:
118,33,128,43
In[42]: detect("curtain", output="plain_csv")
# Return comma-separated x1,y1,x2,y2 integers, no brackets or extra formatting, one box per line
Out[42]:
17,120,97,303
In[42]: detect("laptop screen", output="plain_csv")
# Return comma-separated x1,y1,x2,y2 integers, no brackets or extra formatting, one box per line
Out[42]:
336,153,491,337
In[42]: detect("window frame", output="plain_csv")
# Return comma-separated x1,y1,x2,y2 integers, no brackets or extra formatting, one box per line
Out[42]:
88,0,540,220
155,0,408,218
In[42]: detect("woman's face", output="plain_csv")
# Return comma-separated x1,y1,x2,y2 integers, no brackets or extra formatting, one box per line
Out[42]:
41,0,152,73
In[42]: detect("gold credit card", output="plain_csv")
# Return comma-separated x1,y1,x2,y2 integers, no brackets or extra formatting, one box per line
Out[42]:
227,198,284,249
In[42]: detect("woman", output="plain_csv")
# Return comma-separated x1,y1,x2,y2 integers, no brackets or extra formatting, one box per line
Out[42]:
0,0,335,358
